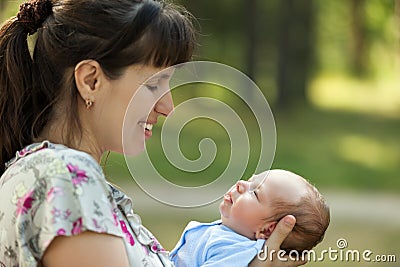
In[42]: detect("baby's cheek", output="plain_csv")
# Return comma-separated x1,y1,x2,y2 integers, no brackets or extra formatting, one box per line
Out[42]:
232,205,249,222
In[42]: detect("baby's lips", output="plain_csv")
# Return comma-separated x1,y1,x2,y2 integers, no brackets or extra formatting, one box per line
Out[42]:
223,192,233,204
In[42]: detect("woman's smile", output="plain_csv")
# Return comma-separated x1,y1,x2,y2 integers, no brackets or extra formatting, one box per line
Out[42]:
139,121,154,140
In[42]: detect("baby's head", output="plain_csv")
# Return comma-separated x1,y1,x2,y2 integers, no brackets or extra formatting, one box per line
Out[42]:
219,169,330,252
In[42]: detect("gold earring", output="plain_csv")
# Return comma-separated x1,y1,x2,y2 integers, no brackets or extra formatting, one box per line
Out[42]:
85,99,93,110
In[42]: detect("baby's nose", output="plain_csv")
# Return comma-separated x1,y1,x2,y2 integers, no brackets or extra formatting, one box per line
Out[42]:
236,180,250,194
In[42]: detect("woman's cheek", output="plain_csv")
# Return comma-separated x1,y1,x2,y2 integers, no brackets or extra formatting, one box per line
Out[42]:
125,124,145,156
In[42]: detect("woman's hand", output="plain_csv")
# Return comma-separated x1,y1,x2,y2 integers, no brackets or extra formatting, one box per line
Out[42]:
249,215,307,267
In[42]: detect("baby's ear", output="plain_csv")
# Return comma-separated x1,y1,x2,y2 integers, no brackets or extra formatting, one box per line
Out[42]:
255,221,278,239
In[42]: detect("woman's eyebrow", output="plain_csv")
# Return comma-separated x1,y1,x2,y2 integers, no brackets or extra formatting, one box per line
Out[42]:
149,73,171,81
160,74,171,79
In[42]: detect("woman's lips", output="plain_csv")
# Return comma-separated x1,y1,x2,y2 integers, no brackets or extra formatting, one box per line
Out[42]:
145,129,152,139
140,122,154,140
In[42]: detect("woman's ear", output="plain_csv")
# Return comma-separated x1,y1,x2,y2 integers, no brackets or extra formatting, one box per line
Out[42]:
74,60,104,102
255,221,278,239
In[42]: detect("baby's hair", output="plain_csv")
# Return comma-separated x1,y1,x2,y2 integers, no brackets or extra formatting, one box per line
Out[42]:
265,176,330,252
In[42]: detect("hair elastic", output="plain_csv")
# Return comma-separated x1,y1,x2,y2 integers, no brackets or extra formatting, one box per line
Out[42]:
17,0,53,35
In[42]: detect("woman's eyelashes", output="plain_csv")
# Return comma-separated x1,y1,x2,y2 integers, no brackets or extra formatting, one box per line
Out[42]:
145,84,158,91
142,78,160,91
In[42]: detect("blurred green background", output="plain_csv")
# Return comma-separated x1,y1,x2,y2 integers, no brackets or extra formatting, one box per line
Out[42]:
1,0,399,266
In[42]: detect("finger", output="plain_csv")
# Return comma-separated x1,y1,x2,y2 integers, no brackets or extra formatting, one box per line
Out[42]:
265,215,296,251
297,259,308,266
280,256,308,267
287,254,308,266
290,258,308,267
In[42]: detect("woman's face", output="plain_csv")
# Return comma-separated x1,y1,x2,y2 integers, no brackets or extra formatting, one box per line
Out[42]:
94,64,174,156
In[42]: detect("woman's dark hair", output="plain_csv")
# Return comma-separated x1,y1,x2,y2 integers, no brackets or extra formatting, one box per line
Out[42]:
0,0,196,173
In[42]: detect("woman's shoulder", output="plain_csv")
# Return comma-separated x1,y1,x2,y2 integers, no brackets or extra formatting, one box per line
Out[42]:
5,140,103,178
0,142,123,265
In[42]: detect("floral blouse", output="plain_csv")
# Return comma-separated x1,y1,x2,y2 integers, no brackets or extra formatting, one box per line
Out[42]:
0,141,173,267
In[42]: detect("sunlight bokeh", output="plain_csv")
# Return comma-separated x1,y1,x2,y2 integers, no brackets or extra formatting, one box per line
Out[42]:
309,74,400,119
338,134,399,170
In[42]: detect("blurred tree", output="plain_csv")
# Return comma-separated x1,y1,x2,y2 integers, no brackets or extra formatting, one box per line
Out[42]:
244,0,257,81
243,0,259,101
179,0,245,66
180,0,317,109
396,0,400,61
0,0,12,22
0,0,5,15
276,0,315,108
397,0,400,26
162,0,397,106
350,0,368,76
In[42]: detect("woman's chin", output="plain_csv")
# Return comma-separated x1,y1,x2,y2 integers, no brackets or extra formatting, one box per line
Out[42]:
122,142,145,157
122,132,146,156
130,147,145,157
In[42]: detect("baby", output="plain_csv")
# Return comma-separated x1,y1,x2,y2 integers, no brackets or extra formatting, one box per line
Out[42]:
170,169,330,267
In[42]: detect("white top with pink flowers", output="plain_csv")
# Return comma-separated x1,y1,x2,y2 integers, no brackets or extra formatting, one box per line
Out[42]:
0,141,172,267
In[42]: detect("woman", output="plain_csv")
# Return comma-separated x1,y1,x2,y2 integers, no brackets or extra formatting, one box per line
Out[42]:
0,0,306,266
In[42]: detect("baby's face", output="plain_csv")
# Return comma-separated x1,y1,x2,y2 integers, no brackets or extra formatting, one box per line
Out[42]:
219,169,309,240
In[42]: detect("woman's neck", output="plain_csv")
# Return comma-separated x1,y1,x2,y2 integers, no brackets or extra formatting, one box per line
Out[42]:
35,119,104,163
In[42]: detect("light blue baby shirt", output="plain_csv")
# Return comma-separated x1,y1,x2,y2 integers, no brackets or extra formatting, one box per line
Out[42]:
170,220,265,267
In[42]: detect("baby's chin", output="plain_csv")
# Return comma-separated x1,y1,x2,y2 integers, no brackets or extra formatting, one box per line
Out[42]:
218,202,228,219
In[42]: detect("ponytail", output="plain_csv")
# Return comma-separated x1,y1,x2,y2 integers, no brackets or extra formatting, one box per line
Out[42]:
0,18,35,174
0,0,53,174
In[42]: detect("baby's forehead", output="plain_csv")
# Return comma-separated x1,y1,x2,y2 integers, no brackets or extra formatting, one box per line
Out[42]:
249,172,268,181
253,170,310,195
253,170,305,182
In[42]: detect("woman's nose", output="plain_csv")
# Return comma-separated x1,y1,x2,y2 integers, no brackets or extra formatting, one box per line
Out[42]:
236,180,250,194
155,91,174,117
